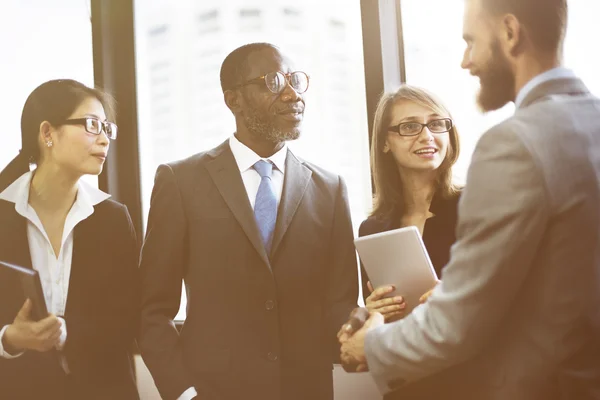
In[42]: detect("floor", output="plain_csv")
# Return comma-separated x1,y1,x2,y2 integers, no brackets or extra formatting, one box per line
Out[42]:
134,356,382,400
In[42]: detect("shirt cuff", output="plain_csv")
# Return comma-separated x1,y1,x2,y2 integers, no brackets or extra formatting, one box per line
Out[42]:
177,387,198,400
364,325,394,395
56,317,67,351
0,325,25,359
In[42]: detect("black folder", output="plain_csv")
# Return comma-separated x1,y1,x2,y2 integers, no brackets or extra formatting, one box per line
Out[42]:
0,261,48,321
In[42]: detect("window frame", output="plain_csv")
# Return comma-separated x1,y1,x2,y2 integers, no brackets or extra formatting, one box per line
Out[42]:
90,0,405,323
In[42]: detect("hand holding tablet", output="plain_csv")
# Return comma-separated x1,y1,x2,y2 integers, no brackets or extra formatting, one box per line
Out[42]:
354,226,438,314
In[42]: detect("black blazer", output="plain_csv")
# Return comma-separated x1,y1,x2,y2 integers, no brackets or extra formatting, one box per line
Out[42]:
0,198,140,400
139,140,359,400
358,192,460,400
359,192,461,303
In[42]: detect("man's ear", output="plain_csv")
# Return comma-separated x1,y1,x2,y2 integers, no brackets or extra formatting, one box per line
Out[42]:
501,14,524,57
224,89,242,114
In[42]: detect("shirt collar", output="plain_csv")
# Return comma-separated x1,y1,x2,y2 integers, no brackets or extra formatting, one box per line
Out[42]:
229,134,288,174
515,67,576,108
0,171,111,219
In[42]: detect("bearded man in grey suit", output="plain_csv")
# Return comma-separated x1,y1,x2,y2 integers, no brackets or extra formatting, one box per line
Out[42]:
339,0,600,399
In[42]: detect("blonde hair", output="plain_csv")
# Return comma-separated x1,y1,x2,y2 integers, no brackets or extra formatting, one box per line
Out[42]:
370,84,461,219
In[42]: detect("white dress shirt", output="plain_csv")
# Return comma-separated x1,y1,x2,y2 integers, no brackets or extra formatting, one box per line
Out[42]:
0,171,110,367
178,135,288,400
229,134,287,208
514,67,576,108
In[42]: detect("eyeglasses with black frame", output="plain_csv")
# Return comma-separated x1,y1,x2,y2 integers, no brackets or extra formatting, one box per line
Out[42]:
232,71,310,94
61,117,118,140
388,118,453,137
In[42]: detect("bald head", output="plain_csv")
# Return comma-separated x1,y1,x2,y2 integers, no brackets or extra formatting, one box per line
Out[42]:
220,42,281,92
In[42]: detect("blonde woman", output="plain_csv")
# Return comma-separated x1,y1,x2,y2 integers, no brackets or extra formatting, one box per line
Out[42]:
360,85,461,327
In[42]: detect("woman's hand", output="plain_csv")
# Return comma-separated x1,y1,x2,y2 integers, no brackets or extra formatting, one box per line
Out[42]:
3,299,62,353
365,281,406,323
419,280,441,304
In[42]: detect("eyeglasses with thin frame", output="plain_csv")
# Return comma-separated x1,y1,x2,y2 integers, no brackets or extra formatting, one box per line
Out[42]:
232,71,310,94
388,118,453,137
62,117,118,140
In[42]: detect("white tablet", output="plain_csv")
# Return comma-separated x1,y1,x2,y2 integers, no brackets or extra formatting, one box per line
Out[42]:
354,226,438,313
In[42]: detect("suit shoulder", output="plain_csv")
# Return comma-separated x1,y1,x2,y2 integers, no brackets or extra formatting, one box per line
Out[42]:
155,143,228,185
93,199,132,223
358,215,390,237
448,189,462,206
295,156,341,185
164,150,212,174
474,116,533,158
479,117,521,140
91,199,137,240
94,198,127,214
488,98,586,144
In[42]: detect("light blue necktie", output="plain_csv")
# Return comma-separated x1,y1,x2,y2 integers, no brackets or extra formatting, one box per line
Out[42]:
253,160,277,253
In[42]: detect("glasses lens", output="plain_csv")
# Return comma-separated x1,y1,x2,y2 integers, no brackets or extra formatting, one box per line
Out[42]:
265,72,286,93
86,118,101,134
428,119,452,133
290,72,309,93
105,122,118,140
398,123,423,136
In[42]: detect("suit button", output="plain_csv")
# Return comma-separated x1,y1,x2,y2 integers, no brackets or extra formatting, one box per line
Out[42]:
265,300,275,310
267,352,278,362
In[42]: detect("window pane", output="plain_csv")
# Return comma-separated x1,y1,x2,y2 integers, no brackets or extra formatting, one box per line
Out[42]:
134,0,371,320
564,0,600,96
0,0,96,186
401,0,513,183
401,0,600,182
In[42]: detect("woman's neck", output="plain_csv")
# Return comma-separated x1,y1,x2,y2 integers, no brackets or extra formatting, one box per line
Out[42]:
399,169,437,215
29,164,80,215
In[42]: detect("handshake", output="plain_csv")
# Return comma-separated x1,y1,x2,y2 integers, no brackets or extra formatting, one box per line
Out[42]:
337,281,438,373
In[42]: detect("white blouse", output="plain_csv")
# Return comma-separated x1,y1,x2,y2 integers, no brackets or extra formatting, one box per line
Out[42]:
0,171,110,366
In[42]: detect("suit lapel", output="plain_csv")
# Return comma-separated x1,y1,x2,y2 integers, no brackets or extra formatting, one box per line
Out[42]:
66,216,91,316
270,150,312,259
205,141,271,269
0,201,33,270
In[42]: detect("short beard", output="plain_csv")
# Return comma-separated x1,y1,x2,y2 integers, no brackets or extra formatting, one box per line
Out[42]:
243,108,301,143
476,40,516,112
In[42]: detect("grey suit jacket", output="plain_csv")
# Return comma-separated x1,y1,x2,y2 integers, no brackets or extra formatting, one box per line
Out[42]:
138,140,358,400
364,77,600,400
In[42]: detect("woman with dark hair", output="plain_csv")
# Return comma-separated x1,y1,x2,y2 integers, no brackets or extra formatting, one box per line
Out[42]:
0,79,139,399
360,85,462,325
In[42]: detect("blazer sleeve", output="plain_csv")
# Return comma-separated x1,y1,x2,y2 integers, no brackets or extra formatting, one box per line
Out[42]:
325,175,359,362
63,204,140,370
138,164,194,400
358,219,372,305
364,123,550,393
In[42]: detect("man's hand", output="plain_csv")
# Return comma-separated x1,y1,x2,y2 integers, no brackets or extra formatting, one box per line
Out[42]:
365,281,406,322
337,307,370,344
340,312,384,373
3,299,61,353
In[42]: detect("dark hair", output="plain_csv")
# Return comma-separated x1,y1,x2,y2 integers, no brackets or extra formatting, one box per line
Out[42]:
480,0,568,53
219,42,279,92
0,79,115,192
370,85,461,220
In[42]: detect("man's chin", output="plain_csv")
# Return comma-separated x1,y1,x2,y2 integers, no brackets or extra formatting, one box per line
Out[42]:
476,88,511,113
282,129,300,141
259,128,301,143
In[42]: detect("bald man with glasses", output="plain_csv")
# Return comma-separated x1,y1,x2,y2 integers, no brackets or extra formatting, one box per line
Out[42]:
138,42,359,400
